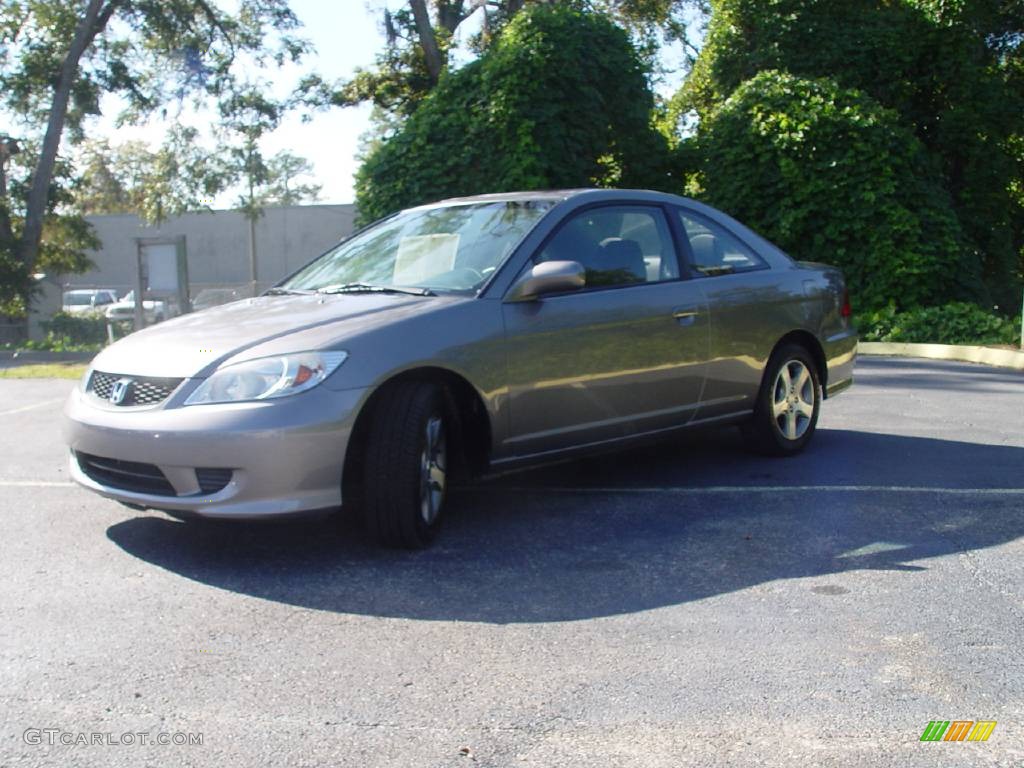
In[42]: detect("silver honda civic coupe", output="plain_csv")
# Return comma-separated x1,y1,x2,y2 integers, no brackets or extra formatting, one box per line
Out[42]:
64,189,857,547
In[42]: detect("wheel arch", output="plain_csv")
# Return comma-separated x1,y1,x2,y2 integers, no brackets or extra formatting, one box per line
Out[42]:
342,366,493,507
769,330,828,394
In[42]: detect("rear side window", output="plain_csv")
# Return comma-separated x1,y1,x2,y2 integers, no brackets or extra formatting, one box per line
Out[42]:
677,210,767,276
535,205,679,288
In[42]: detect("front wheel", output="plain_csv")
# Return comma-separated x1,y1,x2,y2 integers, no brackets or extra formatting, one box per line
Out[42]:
742,344,821,456
362,381,448,548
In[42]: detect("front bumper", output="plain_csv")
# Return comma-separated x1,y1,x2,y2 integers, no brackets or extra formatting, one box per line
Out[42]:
63,383,367,518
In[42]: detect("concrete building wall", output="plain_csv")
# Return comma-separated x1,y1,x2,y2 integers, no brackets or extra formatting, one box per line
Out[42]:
69,204,357,294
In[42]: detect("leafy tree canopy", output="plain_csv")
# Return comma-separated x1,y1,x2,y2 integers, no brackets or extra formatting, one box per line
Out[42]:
0,0,309,315
75,131,224,224
298,0,706,121
76,138,320,226
259,151,322,207
356,4,671,222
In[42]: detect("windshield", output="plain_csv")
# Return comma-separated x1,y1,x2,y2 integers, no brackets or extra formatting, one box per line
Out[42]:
281,200,555,294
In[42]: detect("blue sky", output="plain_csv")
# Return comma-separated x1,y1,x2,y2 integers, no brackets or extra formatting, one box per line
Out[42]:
259,0,386,203
91,1,390,205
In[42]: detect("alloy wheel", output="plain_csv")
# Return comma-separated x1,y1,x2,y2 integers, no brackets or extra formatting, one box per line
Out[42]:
771,359,816,440
419,415,446,525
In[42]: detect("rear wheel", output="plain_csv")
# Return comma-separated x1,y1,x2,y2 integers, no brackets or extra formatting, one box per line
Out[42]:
742,344,821,456
362,381,448,548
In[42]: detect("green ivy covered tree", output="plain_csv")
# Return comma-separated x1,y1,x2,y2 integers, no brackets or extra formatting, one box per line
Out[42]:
673,0,1023,311
692,71,981,309
355,4,671,223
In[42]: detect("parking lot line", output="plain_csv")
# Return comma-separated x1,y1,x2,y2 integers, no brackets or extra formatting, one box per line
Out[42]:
475,484,1024,495
0,398,65,417
7,481,1024,495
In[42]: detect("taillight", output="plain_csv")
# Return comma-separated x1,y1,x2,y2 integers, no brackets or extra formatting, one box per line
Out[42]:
840,288,852,318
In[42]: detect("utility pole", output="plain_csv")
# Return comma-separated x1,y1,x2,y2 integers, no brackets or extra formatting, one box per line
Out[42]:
248,221,258,296
244,143,260,297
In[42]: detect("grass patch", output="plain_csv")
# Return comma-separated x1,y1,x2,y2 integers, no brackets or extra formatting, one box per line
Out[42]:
0,363,88,379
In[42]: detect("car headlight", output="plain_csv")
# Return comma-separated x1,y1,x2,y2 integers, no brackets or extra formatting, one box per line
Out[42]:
184,351,348,405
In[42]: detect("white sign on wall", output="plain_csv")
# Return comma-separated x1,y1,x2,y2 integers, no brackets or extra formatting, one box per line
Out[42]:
143,243,180,292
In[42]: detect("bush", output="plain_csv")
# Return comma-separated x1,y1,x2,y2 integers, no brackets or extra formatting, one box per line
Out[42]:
854,303,1021,345
9,337,104,352
690,71,985,311
355,4,670,222
41,312,107,344
5,311,110,352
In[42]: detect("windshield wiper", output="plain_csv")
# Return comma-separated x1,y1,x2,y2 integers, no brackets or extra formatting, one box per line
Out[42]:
264,287,314,296
316,282,435,297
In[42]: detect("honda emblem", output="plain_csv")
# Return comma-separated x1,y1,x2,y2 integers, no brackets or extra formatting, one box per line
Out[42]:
109,377,133,405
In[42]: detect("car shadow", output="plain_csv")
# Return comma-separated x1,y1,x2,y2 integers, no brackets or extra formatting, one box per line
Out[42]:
106,428,1024,623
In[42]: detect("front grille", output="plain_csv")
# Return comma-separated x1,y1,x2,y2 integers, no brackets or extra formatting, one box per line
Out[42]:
195,467,233,494
89,371,183,406
76,452,176,496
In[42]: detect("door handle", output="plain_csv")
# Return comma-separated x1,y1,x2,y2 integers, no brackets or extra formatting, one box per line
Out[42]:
672,309,699,326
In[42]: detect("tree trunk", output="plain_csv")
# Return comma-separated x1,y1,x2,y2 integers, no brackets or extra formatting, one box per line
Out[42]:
18,0,112,271
0,140,16,249
437,1,468,35
409,0,443,84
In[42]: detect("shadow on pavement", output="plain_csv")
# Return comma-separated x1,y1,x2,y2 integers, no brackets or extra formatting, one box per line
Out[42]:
106,428,1024,623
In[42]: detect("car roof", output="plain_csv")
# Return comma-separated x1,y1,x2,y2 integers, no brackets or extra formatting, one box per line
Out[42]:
414,188,690,208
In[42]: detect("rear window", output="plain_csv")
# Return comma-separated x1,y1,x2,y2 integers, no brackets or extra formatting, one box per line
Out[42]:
677,210,767,276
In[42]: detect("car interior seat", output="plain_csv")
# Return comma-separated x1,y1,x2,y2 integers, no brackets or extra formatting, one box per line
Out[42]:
595,238,646,283
688,233,719,273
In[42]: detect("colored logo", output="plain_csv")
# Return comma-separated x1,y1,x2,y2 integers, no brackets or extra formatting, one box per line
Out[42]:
920,720,996,742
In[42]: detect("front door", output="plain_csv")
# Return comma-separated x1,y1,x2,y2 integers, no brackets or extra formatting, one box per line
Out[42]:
500,204,710,457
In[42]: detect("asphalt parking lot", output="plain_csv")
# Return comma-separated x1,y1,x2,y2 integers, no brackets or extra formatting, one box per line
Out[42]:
1,356,1022,767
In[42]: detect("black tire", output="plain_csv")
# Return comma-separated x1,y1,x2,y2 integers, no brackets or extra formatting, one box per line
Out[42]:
742,343,821,456
362,380,448,548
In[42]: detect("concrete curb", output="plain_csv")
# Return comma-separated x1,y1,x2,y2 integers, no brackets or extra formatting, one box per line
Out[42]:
859,342,1024,371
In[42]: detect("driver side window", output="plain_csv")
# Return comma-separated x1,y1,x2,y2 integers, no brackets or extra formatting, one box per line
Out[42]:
535,206,679,289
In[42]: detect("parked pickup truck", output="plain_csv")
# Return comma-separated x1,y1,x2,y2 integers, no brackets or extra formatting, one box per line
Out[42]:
62,289,119,315
104,290,166,324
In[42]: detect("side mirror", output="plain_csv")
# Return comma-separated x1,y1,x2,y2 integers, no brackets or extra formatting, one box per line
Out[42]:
505,260,586,302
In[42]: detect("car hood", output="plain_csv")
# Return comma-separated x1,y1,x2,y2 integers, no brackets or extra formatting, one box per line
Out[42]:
90,292,447,378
